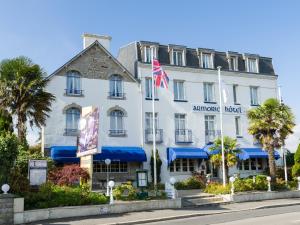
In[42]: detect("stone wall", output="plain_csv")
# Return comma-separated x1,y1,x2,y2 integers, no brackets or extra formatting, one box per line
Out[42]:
0,194,14,225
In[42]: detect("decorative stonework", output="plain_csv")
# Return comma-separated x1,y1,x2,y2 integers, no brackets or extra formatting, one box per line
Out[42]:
106,105,128,117
62,103,82,114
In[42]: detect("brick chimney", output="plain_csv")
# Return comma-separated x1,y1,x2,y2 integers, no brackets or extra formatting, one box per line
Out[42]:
82,33,112,51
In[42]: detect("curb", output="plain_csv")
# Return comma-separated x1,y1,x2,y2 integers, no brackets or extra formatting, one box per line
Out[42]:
105,201,300,225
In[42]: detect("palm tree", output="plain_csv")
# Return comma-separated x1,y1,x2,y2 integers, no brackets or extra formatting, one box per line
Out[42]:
209,136,240,183
0,56,55,143
247,98,295,181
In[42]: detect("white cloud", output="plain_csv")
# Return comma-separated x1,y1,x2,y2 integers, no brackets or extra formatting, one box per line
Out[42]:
285,124,300,152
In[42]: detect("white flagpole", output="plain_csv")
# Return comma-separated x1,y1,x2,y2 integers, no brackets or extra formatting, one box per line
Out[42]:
151,48,157,187
278,86,288,185
217,66,226,186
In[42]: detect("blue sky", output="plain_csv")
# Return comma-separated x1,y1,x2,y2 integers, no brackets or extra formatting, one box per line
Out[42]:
0,0,300,147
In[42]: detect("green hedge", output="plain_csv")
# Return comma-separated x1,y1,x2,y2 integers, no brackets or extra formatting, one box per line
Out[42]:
25,183,108,210
174,176,205,190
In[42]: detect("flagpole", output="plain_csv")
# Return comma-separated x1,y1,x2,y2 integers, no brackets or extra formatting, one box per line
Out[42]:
151,48,157,188
217,66,226,186
278,86,288,185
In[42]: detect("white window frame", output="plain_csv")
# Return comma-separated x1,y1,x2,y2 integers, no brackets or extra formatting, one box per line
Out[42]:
169,159,195,173
235,116,242,137
145,112,159,129
110,110,124,132
250,86,259,106
143,46,157,63
66,107,81,130
172,49,184,66
66,71,82,95
145,77,158,99
233,84,238,104
173,80,186,101
109,75,123,97
175,113,186,130
246,57,259,73
229,56,238,71
93,161,128,173
203,82,215,103
201,52,214,69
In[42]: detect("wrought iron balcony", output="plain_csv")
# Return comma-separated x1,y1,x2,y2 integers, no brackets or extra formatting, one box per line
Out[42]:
64,128,79,136
205,130,221,144
108,92,126,99
109,129,127,137
175,129,193,143
145,129,163,143
65,89,84,96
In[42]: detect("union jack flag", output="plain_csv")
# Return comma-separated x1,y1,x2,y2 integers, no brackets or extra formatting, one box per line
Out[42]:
152,59,169,89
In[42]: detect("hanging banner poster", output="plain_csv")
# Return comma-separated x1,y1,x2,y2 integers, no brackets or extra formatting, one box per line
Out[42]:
77,106,100,157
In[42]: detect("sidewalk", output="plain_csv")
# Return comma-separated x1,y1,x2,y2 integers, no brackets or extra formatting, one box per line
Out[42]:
30,198,300,225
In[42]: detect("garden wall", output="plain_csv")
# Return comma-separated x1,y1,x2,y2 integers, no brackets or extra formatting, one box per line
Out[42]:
14,198,181,224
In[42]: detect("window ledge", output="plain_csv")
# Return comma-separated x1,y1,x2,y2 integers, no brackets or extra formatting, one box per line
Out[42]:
174,99,188,102
108,96,126,100
64,93,84,97
251,104,260,107
234,103,241,105
145,98,159,101
204,101,217,104
236,136,243,139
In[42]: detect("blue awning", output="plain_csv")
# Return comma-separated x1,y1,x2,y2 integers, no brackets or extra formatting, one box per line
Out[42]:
238,148,280,160
94,146,147,162
50,146,147,163
51,146,80,163
167,147,208,165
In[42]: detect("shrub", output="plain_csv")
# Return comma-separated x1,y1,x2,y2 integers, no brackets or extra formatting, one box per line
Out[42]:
113,183,138,200
0,133,19,184
276,167,293,181
150,149,162,183
24,183,108,210
174,176,205,190
48,164,90,186
204,182,230,194
148,182,165,190
8,166,30,195
292,144,300,177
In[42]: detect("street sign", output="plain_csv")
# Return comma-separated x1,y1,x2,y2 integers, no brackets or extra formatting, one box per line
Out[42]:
28,160,47,186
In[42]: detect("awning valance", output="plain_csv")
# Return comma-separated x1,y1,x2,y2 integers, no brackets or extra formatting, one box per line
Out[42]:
94,146,147,162
238,148,280,160
167,147,208,165
51,146,147,163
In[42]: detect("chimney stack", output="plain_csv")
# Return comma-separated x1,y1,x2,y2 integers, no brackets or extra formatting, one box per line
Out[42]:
82,33,112,51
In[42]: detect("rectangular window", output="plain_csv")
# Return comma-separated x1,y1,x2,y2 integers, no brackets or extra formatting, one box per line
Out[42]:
145,112,159,129
170,159,195,172
230,57,238,71
205,115,216,143
203,83,215,103
235,116,242,137
244,159,250,170
238,161,243,170
145,78,157,99
250,86,259,105
257,158,263,170
93,161,128,173
251,159,256,170
202,53,213,68
175,114,186,130
233,85,238,104
247,58,258,73
174,80,185,101
173,50,183,66
144,46,153,63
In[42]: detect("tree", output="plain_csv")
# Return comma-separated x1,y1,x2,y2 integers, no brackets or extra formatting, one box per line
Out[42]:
247,98,295,181
0,56,55,142
150,149,162,184
0,108,13,133
292,144,300,177
209,136,240,184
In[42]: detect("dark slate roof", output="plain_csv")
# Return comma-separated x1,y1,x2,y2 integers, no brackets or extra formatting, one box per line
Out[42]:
136,42,276,76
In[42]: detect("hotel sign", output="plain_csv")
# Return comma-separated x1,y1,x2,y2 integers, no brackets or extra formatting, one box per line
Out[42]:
192,104,244,114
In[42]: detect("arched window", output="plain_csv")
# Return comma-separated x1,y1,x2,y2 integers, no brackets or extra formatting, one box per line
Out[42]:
66,71,82,95
109,110,125,136
109,75,124,98
65,107,80,135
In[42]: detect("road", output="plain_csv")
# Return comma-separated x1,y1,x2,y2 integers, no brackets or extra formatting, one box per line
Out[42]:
144,205,300,225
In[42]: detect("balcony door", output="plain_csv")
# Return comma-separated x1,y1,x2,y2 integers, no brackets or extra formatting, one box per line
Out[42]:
205,115,216,143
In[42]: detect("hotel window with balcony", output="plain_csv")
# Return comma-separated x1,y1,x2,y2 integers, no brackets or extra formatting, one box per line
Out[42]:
145,112,163,143
174,80,186,101
201,53,214,69
246,58,259,73
250,86,259,106
203,82,215,103
205,115,217,144
109,110,126,136
175,114,192,143
65,107,80,136
235,116,242,137
169,159,195,173
66,71,83,96
145,77,158,100
172,50,184,66
109,75,124,99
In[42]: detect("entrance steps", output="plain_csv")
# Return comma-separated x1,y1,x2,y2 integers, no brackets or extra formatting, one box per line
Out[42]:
181,193,227,208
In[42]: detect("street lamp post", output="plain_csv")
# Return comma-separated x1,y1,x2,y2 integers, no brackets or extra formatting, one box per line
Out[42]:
105,159,111,196
108,180,115,205
169,177,176,199
267,176,272,192
229,176,235,195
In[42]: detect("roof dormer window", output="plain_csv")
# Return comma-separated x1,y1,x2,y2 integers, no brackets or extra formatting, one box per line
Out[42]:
244,54,259,73
226,52,239,71
143,46,157,63
172,50,184,66
198,49,215,69
168,45,186,66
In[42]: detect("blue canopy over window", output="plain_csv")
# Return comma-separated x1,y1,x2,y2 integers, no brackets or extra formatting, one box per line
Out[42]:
238,148,280,160
167,147,208,165
50,146,146,163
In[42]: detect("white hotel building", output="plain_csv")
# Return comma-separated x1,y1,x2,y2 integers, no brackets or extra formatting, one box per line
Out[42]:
43,34,280,187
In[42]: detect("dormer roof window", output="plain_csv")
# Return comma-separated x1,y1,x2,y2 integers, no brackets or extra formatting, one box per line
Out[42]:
168,45,186,66
244,54,259,73
139,42,159,63
227,52,239,71
198,49,215,69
